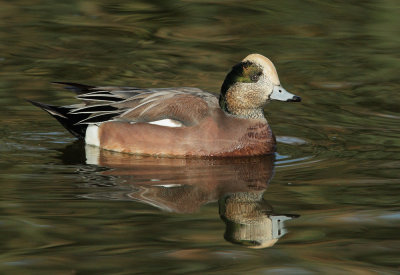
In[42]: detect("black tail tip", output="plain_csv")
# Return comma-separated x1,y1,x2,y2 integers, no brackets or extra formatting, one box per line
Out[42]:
27,99,87,139
26,99,50,109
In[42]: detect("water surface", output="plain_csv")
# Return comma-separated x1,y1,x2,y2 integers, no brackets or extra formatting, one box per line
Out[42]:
1,0,399,274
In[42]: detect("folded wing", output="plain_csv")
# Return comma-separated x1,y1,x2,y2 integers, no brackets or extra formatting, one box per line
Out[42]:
30,83,219,139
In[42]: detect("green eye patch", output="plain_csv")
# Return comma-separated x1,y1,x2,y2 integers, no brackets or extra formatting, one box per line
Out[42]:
220,61,263,95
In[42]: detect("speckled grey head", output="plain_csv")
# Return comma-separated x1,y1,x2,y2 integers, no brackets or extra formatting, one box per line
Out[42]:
220,54,301,119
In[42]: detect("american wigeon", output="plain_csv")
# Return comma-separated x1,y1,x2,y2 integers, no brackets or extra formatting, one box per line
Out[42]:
29,54,301,157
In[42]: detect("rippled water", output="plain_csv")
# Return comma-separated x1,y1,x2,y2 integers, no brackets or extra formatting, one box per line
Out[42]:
1,1,399,273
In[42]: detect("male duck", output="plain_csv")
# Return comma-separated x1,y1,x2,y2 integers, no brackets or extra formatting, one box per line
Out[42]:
29,54,301,157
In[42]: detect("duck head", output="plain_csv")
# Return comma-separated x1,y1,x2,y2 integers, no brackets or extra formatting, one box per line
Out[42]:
219,54,301,119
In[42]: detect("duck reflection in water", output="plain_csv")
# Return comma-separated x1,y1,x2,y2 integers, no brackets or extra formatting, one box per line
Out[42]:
66,143,299,248
220,191,298,248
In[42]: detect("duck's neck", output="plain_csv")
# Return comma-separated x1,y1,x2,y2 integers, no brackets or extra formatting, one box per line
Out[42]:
219,95,266,120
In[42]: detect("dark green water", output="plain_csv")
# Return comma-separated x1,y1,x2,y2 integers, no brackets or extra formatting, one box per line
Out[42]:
1,0,399,274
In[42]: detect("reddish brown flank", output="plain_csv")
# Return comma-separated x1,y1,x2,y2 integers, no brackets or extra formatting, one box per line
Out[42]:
99,109,275,157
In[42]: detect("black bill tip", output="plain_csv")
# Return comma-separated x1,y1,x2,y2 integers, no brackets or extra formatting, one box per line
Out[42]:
287,95,301,102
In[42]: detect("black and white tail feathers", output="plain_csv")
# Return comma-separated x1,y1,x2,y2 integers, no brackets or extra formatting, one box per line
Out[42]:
27,100,90,139
27,82,127,139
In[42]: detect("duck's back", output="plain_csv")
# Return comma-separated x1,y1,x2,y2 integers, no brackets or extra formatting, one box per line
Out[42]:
69,85,219,126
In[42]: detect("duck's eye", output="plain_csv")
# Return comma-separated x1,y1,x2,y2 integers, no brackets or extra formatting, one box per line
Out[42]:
250,72,262,82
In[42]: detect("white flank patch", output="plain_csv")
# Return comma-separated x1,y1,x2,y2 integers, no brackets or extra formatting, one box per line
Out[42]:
154,184,182,188
148,119,183,128
85,124,100,147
